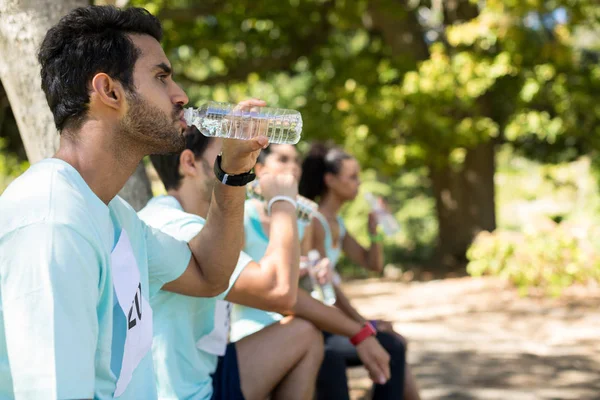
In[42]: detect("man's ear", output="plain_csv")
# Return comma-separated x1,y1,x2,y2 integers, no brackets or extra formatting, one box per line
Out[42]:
90,73,126,111
178,149,198,178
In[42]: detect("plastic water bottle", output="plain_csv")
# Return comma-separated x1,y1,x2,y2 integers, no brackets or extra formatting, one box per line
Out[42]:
364,192,401,236
298,258,313,294
246,180,317,223
302,256,324,302
184,101,303,144
308,250,337,306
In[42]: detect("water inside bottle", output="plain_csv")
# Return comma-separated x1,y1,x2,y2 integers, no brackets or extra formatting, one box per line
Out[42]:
364,192,401,236
185,102,303,144
307,250,337,305
321,283,337,306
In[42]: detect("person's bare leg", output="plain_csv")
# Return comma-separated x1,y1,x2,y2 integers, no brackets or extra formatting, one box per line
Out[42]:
404,365,421,400
270,322,324,400
236,316,324,400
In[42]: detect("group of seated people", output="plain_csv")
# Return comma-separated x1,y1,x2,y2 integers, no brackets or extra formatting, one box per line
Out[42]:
140,126,421,400
0,5,421,399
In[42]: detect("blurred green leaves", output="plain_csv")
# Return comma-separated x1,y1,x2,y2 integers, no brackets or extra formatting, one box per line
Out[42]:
127,0,600,175
126,0,600,273
467,225,600,297
0,138,28,193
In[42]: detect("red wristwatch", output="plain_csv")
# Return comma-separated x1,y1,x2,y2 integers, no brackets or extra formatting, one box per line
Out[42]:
350,322,377,346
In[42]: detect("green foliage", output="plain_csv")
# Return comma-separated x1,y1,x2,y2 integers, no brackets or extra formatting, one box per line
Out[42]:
467,225,600,297
0,138,29,194
128,0,600,174
495,146,600,231
469,148,600,296
126,0,600,277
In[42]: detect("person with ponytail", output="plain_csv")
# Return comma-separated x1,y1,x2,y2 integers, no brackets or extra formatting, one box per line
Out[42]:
300,143,421,400
229,143,400,395
300,143,383,274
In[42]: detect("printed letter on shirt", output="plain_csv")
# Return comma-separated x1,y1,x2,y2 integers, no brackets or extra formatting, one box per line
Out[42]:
111,230,153,397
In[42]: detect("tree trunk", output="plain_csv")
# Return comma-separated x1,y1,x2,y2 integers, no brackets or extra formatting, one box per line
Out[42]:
368,0,496,267
0,0,153,207
0,80,27,160
430,141,496,268
0,0,88,162
367,0,430,66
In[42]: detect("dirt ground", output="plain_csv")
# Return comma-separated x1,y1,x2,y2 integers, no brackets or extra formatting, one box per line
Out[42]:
343,277,600,400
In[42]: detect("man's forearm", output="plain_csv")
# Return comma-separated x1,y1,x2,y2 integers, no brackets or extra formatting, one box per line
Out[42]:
283,289,362,337
188,182,246,288
334,285,366,324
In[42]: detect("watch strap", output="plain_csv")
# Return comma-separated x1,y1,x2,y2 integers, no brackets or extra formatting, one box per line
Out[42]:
213,154,256,186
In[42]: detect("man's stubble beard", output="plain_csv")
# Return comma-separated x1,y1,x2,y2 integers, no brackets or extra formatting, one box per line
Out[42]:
119,91,185,156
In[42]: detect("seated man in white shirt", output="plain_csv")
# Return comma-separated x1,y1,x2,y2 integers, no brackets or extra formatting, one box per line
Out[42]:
140,127,392,400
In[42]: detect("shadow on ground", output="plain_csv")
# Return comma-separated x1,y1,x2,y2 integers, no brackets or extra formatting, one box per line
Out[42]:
344,277,600,400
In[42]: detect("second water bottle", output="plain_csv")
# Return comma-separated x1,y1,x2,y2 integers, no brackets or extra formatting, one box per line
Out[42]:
307,250,337,306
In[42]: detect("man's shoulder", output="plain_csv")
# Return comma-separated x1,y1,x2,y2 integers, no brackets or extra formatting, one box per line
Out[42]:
109,195,138,218
0,160,110,244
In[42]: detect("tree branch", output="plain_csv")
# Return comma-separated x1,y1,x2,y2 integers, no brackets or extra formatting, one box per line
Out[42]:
367,0,430,64
442,0,479,25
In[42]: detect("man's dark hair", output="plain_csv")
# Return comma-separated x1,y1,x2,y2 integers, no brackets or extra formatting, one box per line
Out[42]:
38,5,163,132
150,127,214,191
